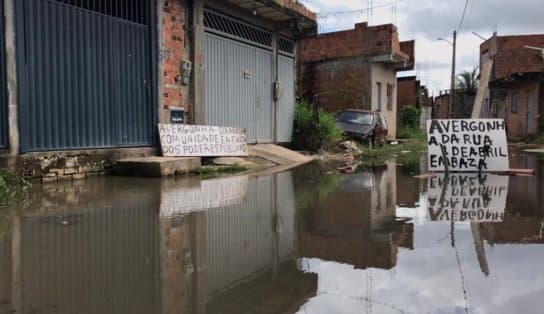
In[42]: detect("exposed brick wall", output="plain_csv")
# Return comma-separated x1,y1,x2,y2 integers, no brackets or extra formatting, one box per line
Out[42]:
397,78,418,112
298,23,369,63
298,58,369,112
298,22,415,122
433,94,449,119
399,40,415,69
298,22,413,64
160,0,191,122
501,81,540,138
481,34,544,81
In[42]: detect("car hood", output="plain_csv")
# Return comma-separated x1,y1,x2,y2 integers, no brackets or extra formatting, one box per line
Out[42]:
336,122,373,135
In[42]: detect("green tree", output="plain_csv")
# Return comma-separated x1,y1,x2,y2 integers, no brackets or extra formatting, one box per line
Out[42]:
456,68,479,94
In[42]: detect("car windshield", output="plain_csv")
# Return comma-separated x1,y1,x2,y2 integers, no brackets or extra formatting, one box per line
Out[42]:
337,111,374,125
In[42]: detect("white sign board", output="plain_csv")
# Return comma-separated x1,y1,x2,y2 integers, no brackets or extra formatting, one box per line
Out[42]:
159,124,248,157
160,175,248,217
426,119,509,172
425,173,509,222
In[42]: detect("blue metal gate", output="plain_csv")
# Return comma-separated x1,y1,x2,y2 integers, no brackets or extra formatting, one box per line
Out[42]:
0,0,8,149
16,0,155,152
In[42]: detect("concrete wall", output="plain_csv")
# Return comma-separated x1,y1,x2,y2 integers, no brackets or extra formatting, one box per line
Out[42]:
372,63,397,139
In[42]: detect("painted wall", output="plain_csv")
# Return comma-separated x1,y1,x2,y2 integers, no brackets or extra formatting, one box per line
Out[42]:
372,63,397,139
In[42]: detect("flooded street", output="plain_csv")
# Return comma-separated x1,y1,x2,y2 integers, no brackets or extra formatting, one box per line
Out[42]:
1,151,544,314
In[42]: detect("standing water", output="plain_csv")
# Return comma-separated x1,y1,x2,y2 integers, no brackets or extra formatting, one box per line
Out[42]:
0,151,543,313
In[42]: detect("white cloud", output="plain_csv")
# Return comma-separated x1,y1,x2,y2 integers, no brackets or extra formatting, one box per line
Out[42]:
299,0,543,94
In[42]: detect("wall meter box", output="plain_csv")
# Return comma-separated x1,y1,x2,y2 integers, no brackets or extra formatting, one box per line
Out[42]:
169,107,185,124
181,60,192,86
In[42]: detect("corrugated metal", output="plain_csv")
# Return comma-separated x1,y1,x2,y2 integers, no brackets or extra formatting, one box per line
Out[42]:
21,203,160,314
205,33,275,143
207,174,291,295
0,0,8,149
276,171,296,261
0,235,11,312
277,56,295,142
16,0,154,152
256,48,273,142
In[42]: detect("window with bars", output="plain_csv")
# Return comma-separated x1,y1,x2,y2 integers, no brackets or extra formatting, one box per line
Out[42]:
53,0,149,24
204,10,273,47
278,37,295,55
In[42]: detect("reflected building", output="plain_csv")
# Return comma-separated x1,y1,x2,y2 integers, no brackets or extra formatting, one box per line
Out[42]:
0,171,316,314
297,162,414,270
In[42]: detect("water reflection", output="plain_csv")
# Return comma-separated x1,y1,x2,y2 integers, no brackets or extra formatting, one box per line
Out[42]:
0,151,544,313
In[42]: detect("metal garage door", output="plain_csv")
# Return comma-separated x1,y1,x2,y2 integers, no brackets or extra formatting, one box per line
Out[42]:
16,0,155,152
204,10,274,143
0,0,7,149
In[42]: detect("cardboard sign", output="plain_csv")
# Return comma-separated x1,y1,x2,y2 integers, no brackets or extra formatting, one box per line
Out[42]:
425,173,509,222
159,124,248,157
427,119,509,172
160,175,248,217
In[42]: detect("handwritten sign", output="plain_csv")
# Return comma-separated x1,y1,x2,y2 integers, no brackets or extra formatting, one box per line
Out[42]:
159,124,248,157
425,173,509,222
160,175,249,217
427,119,509,172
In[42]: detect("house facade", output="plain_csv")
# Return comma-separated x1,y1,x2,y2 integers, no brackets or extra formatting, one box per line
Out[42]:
0,0,316,180
480,34,544,138
297,22,415,139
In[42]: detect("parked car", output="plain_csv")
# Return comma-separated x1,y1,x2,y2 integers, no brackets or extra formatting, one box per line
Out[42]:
336,109,388,146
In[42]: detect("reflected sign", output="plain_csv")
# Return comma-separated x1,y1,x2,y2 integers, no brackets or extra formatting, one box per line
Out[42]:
425,173,509,222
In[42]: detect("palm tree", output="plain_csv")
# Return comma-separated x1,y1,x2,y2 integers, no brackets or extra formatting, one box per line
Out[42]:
456,68,479,94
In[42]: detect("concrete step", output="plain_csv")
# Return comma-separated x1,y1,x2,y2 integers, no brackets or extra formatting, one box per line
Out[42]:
248,144,313,166
114,156,201,177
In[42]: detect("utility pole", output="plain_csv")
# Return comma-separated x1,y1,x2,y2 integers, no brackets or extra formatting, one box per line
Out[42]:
449,30,457,118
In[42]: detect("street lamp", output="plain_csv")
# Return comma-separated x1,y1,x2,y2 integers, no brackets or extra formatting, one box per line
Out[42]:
437,31,457,119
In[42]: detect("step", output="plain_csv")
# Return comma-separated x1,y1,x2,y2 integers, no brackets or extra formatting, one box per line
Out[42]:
114,156,201,177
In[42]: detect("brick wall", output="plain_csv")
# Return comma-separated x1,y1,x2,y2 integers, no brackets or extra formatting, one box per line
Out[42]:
298,22,413,64
397,78,418,111
481,34,544,81
502,81,540,138
160,0,191,122
433,94,449,119
298,57,369,112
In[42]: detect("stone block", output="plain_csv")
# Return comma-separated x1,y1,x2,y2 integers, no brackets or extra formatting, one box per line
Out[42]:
72,173,86,180
41,173,58,183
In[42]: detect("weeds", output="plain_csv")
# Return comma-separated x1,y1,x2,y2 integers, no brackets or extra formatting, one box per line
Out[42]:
292,101,343,152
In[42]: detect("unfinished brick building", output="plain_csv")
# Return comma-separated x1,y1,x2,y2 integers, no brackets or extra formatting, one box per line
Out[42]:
481,34,544,138
297,22,415,139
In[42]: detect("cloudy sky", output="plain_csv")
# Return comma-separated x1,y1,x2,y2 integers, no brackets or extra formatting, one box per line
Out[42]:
298,0,543,95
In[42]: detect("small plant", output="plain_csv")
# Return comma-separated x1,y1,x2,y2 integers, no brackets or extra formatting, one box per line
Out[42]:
0,169,30,208
399,105,422,130
292,101,343,152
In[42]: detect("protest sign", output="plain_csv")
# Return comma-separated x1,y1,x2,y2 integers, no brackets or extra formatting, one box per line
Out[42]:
160,175,248,217
425,173,508,222
426,119,509,172
159,124,248,157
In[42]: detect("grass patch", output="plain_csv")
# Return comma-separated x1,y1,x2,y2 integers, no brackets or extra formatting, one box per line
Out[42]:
519,134,544,145
191,164,247,175
292,101,343,152
0,170,30,239
357,134,427,167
